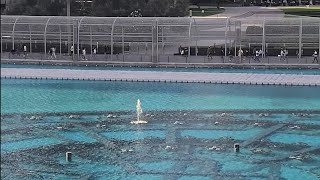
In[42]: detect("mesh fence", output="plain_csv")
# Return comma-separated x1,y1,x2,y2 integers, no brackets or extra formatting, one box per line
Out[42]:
1,15,319,64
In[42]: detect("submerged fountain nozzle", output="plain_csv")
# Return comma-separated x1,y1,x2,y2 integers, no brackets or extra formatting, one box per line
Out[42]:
66,152,72,162
234,143,240,153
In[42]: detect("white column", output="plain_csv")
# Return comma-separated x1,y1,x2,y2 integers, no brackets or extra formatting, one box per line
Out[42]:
67,0,71,55
188,17,192,62
111,18,117,61
299,17,302,59
122,26,124,61
12,17,19,50
90,26,93,59
29,24,32,54
78,17,85,61
59,25,62,56
44,17,52,57
0,18,2,53
224,18,229,57
262,18,266,58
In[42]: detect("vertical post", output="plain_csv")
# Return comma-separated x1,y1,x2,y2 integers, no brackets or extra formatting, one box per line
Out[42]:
299,17,302,59
156,20,159,63
162,26,164,53
234,22,237,57
262,17,266,58
228,20,231,56
67,0,71,55
12,17,19,50
318,23,320,57
152,22,154,63
77,18,84,61
90,26,93,59
44,18,51,58
318,22,320,58
193,19,198,57
122,26,124,61
188,17,192,63
29,24,32,54
59,25,62,56
224,18,229,57
0,18,2,53
76,19,79,61
151,20,158,63
239,22,242,57
111,18,117,61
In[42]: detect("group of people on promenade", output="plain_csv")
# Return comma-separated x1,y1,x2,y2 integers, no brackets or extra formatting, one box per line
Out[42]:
204,46,318,63
70,46,98,61
8,44,319,63
9,45,28,58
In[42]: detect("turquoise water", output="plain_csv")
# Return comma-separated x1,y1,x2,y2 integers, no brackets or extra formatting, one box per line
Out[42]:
2,79,320,114
1,137,63,152
61,131,97,143
181,129,261,140
1,75,320,179
269,133,320,146
2,64,320,75
101,130,166,141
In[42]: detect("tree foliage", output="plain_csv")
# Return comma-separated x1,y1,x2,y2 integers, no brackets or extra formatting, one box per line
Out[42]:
3,0,190,17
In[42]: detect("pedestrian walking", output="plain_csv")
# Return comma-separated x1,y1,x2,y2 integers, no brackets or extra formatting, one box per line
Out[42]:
284,49,288,61
207,46,213,60
52,47,56,59
254,50,260,62
238,48,243,63
82,48,87,60
70,45,74,55
92,47,97,59
23,45,27,58
279,49,285,61
220,47,224,62
48,47,53,59
312,50,318,63
228,50,233,62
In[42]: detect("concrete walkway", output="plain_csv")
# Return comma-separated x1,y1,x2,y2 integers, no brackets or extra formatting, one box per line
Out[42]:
2,68,320,86
193,6,284,19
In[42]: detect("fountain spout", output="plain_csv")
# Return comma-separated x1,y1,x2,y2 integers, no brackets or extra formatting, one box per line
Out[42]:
131,99,148,124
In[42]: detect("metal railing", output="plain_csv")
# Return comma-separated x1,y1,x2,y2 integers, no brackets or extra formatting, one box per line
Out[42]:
1,15,319,65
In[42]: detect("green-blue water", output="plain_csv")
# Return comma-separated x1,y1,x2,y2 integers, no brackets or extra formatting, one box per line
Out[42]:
1,79,320,114
1,76,320,180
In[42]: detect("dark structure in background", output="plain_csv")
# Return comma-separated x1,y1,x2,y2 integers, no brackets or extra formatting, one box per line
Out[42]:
1,0,189,17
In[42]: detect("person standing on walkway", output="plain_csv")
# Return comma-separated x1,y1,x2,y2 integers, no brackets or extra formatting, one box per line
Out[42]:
228,49,233,62
70,45,74,56
254,49,260,62
52,47,56,59
238,48,243,63
82,48,87,60
49,47,53,59
207,46,213,60
220,46,224,62
23,45,27,58
284,49,288,61
92,47,97,59
279,49,285,61
312,50,318,63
